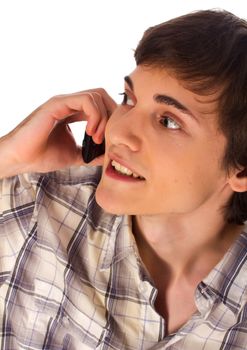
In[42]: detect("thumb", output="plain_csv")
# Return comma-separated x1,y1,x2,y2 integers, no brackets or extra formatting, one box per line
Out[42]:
74,147,105,167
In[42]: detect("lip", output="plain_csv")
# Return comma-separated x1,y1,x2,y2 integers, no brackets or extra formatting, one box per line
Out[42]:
105,153,145,183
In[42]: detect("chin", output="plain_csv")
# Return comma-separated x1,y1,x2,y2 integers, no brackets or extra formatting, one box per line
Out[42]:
95,187,120,214
95,186,132,216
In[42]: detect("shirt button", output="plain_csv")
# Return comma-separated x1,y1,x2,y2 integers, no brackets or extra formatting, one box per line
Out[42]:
62,315,70,328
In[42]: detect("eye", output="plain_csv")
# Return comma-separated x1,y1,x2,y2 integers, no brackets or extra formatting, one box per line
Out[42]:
160,116,181,130
119,92,135,106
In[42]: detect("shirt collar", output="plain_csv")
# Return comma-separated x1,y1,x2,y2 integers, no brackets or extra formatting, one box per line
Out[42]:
100,211,247,315
99,215,137,270
202,225,247,315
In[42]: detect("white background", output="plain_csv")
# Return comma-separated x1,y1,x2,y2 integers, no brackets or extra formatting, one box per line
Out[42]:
0,0,246,143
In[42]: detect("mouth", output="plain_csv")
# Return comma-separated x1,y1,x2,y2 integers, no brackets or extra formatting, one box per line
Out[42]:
105,158,146,182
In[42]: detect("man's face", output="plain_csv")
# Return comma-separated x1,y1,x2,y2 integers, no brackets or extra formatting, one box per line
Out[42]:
96,65,231,216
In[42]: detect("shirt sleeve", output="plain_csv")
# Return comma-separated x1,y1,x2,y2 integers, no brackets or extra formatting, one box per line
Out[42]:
0,172,39,281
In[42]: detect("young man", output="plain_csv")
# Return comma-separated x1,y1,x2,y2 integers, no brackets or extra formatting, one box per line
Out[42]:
0,9,247,350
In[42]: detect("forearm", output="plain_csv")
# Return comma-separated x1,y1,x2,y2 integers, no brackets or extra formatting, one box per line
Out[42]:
0,135,22,179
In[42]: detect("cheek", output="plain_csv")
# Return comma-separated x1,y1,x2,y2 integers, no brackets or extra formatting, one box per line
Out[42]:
105,108,122,135
147,147,224,213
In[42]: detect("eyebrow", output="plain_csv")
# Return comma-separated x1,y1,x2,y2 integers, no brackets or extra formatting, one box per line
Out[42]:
124,75,196,120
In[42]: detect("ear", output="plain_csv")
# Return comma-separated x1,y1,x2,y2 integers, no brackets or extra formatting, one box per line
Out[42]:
228,168,247,192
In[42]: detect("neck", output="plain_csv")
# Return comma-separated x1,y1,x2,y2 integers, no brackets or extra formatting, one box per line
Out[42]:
132,190,243,284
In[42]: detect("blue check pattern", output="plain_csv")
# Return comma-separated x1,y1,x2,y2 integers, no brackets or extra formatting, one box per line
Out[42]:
0,166,247,349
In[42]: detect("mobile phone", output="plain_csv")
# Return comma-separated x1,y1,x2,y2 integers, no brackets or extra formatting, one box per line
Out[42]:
82,132,105,163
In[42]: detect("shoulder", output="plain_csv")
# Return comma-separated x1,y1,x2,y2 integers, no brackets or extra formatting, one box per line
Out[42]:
1,166,102,207
42,165,103,186
27,166,104,218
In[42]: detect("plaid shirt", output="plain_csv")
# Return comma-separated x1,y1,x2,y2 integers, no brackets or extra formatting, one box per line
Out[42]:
0,166,247,350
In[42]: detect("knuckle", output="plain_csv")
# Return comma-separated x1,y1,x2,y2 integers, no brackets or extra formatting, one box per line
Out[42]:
83,93,94,104
95,87,107,94
48,94,63,103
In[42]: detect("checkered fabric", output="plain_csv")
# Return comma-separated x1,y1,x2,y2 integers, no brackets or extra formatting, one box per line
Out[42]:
0,166,246,349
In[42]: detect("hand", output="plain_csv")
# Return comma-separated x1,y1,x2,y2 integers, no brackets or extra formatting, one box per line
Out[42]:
0,89,117,177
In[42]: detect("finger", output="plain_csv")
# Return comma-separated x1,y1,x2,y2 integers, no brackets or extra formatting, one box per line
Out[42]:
39,90,116,139
56,111,83,125
83,92,108,135
88,92,109,140
74,145,104,167
93,117,108,144
44,93,102,125
69,88,117,116
90,154,105,166
91,88,117,116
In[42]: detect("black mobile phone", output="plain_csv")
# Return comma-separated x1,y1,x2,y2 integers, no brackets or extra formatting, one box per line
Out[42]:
82,132,105,163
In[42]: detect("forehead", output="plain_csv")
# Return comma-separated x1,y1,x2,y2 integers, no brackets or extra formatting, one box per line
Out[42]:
127,65,221,118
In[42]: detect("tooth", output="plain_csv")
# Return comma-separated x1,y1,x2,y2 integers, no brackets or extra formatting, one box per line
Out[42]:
120,165,132,175
111,160,143,178
119,165,124,172
112,161,119,171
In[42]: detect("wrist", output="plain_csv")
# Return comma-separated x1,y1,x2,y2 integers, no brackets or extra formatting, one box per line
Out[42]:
0,136,26,179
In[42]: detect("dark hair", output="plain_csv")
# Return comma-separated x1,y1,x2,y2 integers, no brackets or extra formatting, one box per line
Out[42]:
134,9,247,225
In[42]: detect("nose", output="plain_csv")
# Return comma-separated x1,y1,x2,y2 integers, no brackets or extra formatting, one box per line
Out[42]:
106,107,143,152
